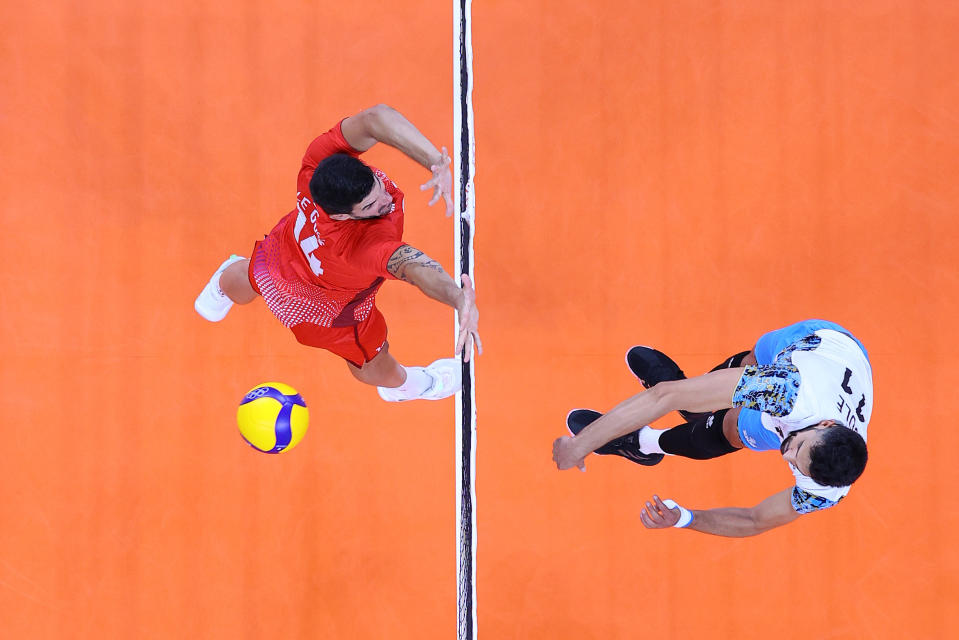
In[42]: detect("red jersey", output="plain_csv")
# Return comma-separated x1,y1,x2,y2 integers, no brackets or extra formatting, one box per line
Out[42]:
252,121,406,328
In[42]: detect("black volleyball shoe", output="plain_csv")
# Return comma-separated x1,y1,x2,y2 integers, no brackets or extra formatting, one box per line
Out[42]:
565,409,664,467
625,346,698,421
625,346,687,389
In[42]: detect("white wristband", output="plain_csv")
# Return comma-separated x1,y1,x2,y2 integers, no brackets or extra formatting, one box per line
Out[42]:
662,499,693,528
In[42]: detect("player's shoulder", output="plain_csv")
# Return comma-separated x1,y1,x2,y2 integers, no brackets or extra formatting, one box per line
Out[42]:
303,120,359,165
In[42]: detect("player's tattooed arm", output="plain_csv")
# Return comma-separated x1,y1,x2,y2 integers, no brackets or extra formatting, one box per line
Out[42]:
386,244,483,361
387,244,446,283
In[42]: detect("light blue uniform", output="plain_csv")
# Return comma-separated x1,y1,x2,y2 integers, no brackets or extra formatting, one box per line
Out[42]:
732,320,873,512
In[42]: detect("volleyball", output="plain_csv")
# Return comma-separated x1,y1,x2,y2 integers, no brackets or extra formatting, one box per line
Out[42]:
236,382,309,454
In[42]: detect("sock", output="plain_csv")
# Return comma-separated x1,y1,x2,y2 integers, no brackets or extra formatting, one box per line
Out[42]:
657,410,740,460
638,426,668,455
386,367,433,398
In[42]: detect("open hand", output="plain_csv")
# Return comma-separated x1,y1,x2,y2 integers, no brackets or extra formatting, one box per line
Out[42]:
455,274,482,362
420,147,454,217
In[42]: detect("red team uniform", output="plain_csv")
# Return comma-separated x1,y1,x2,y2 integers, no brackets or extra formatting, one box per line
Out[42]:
248,122,406,366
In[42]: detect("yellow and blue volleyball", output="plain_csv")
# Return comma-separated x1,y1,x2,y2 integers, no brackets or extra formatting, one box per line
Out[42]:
236,382,309,454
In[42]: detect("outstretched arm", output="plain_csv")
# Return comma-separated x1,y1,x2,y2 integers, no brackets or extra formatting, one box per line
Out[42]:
341,104,453,216
386,244,482,361
640,489,801,538
552,368,744,470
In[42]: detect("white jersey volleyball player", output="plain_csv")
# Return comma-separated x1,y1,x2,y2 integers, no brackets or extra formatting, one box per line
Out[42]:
552,320,872,537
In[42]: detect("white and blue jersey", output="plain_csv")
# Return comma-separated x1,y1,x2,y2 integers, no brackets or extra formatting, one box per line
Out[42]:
732,320,873,513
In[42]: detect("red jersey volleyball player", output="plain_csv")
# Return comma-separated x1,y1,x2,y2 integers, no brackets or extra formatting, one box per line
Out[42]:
195,104,481,401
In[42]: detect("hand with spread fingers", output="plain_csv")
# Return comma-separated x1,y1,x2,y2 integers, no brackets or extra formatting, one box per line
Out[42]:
455,274,482,362
420,146,454,217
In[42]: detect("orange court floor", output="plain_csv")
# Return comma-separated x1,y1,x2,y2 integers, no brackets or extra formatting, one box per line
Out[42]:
1,1,957,639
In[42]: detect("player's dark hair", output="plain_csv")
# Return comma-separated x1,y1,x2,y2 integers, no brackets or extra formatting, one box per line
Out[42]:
808,424,868,487
310,154,375,215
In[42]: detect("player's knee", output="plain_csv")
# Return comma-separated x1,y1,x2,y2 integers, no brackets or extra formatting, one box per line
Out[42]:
349,348,403,387
722,408,745,448
222,260,256,303
345,359,366,380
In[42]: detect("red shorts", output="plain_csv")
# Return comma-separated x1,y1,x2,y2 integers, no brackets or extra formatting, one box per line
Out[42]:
290,306,388,368
248,241,388,367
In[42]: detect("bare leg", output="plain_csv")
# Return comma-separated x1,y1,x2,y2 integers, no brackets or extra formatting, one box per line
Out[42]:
346,343,406,388
680,350,758,422
220,259,257,304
